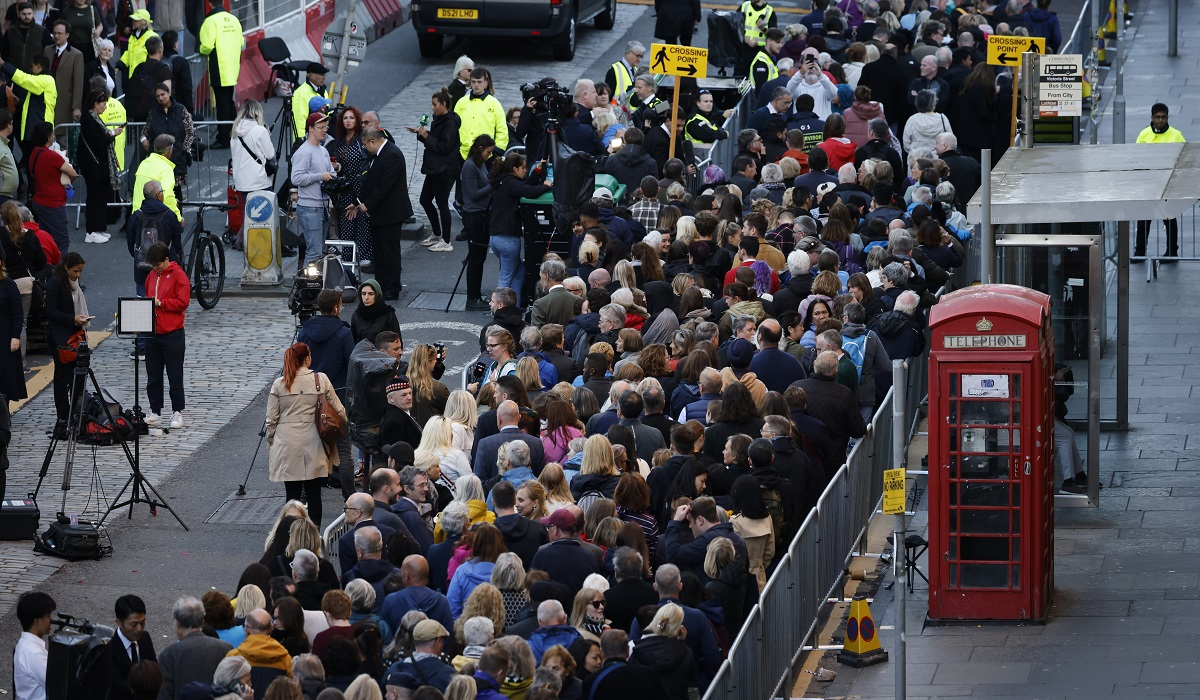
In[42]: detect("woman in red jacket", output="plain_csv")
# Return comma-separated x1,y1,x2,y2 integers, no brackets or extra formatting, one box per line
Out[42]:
143,242,190,430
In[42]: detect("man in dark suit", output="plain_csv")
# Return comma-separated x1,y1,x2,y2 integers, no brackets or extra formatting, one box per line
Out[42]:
529,259,577,326
473,400,546,482
349,126,413,300
45,20,83,132
110,595,157,700
337,492,397,574
157,595,234,700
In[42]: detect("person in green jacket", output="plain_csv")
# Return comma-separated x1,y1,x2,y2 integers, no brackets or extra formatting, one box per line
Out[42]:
0,53,56,157
199,5,243,149
454,67,507,159
132,134,183,223
291,61,328,142
120,9,156,77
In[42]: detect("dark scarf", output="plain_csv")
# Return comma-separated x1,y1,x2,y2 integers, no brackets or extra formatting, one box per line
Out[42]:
355,281,394,321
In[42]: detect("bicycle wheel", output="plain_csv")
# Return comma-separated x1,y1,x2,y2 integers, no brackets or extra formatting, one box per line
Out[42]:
194,235,226,309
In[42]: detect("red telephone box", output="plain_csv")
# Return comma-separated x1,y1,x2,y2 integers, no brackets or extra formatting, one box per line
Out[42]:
927,284,1055,622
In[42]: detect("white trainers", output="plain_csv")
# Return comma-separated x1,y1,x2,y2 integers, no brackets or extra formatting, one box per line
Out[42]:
420,234,440,247
84,232,105,243
169,411,184,429
97,231,111,241
144,412,162,426
430,241,454,252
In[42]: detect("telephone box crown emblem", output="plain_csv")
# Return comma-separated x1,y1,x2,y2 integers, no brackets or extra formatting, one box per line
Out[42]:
976,317,994,332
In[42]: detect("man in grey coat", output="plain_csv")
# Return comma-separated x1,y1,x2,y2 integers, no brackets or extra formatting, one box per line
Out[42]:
156,596,234,700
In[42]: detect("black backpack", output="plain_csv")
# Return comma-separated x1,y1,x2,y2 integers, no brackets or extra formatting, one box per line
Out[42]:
134,211,168,271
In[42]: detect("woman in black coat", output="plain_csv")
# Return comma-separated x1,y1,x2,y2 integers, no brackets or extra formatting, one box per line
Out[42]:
44,252,91,428
411,90,461,250
83,38,120,97
0,262,26,403
77,89,121,238
1,201,47,373
350,279,402,345
488,152,551,296
628,603,697,700
953,63,997,161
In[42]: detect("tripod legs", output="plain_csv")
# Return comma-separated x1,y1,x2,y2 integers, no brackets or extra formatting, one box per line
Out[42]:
446,254,470,312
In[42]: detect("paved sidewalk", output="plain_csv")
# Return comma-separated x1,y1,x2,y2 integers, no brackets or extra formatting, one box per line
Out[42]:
0,298,298,618
819,2,1200,699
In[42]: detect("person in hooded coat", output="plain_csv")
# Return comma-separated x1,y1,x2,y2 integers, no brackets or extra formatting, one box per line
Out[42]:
351,279,402,345
627,604,697,700
729,474,775,591
298,288,356,495
447,523,506,618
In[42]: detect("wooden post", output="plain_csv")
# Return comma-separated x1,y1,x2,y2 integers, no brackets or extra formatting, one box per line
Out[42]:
1009,63,1021,148
669,79,681,161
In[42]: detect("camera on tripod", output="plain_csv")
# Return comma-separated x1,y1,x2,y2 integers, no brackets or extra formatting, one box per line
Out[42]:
47,613,116,700
74,338,91,369
520,77,573,120
288,261,324,322
52,613,113,638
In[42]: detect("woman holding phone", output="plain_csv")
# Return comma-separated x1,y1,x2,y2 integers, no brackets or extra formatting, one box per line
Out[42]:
44,252,91,433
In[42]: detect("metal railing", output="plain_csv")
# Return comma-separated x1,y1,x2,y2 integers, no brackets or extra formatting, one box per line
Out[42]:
1135,201,1200,281
61,119,233,223
322,513,351,577
708,80,753,179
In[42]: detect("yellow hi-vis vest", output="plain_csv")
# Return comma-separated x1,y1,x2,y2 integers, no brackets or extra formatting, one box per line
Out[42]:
199,10,244,87
741,0,774,46
750,50,779,87
610,60,633,96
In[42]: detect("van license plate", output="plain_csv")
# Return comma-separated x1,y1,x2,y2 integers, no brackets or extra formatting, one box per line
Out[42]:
437,8,478,19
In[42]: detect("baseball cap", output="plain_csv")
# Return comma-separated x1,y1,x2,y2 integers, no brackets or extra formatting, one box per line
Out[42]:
593,187,614,203
308,96,333,114
796,236,825,253
411,620,449,642
305,112,329,130
382,442,415,466
539,509,578,531
728,338,755,369
130,9,151,22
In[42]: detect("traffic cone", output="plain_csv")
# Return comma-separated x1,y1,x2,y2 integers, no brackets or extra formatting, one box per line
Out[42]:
837,595,889,668
1104,0,1117,33
1096,29,1107,64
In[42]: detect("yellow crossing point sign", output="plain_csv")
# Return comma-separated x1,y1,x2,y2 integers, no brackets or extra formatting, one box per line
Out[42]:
882,468,907,515
649,43,709,79
987,34,1046,66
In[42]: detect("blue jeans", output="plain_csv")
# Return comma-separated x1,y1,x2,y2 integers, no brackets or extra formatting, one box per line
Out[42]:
490,235,523,298
297,205,328,263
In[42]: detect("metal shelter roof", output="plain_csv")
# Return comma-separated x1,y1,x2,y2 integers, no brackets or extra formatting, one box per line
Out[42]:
966,143,1200,225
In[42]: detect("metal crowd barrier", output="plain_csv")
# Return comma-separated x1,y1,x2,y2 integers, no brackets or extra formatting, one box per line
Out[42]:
60,119,234,226
704,386,898,700
322,513,351,578
1136,200,1199,281
708,81,752,178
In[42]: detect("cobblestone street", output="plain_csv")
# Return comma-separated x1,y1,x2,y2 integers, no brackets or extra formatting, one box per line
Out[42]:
0,298,299,619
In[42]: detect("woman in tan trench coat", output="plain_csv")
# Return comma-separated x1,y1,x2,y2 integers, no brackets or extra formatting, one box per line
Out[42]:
266,342,347,527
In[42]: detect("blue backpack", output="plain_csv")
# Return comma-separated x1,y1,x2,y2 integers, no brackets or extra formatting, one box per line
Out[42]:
841,333,870,378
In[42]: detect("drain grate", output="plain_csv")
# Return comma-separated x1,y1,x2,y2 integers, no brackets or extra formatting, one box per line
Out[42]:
407,291,465,311
205,490,286,525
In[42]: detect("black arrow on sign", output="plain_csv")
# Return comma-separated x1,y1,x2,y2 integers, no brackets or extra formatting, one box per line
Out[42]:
998,53,1017,65
679,62,697,76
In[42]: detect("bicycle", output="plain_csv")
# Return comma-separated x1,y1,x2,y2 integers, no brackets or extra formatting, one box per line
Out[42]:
180,202,229,310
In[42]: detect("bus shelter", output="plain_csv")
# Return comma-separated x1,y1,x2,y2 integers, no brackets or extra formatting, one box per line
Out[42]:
966,142,1200,507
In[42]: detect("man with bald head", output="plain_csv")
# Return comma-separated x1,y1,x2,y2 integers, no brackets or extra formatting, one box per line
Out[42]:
380,555,454,632
343,526,400,609
473,399,545,482
368,467,410,537
749,318,807,392
337,492,396,575
225,609,291,685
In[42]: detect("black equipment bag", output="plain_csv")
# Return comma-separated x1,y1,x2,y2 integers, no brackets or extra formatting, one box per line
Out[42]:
34,517,103,560
707,10,744,76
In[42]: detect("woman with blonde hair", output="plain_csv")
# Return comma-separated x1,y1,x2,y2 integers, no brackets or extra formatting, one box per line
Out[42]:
703,536,748,634
570,588,610,642
496,635,537,698
232,585,266,622
342,674,381,700
263,500,309,553
538,463,575,512
452,581,507,640
516,480,550,522
406,343,450,423
675,215,697,245
629,603,697,700
434,474,495,543
444,674,478,700
266,342,346,527
570,435,620,501
444,389,478,454
415,415,472,482
515,355,545,395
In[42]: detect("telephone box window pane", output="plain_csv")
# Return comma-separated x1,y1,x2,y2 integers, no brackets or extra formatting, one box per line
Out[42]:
1013,484,1020,503
1013,375,1021,397
960,536,1010,561
960,509,1011,534
949,563,958,585
961,564,1010,588
1013,538,1020,561
949,480,958,505
1013,429,1021,448
960,400,1012,426
960,482,1010,506
949,400,959,423
950,374,960,398
949,510,958,531
948,536,958,559
1013,400,1021,424
959,455,1009,479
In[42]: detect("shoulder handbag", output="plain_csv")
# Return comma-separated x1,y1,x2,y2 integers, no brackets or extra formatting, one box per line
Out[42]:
313,373,345,443
239,133,278,176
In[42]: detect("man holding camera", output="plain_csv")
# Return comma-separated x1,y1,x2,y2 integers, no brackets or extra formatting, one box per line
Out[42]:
292,112,336,266
347,126,410,301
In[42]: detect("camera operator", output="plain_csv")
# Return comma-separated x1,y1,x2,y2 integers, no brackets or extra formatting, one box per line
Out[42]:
291,112,337,267
560,100,604,156
516,86,549,163
14,591,56,700
346,127,411,300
